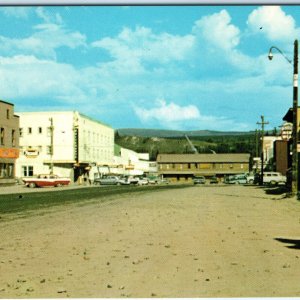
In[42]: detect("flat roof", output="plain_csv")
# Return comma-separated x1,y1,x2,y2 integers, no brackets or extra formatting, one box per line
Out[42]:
157,153,250,163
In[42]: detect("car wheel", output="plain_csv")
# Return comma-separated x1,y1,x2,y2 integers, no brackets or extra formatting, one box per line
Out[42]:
249,179,254,184
29,182,36,188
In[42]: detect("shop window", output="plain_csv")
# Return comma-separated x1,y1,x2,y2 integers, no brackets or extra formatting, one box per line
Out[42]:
0,163,14,178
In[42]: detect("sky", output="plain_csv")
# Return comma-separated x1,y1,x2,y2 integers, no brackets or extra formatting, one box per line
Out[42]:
0,5,300,132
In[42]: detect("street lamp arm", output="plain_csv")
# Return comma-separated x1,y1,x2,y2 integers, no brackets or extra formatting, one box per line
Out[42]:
268,46,292,65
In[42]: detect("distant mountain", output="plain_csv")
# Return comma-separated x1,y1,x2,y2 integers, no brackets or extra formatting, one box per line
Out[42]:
116,128,253,138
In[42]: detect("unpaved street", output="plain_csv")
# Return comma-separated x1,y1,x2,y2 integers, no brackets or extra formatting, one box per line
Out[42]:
0,184,300,298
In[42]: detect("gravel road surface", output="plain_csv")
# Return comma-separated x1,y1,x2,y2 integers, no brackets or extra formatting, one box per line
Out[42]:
0,184,299,298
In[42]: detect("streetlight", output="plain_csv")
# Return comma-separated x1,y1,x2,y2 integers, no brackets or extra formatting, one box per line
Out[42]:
268,40,298,197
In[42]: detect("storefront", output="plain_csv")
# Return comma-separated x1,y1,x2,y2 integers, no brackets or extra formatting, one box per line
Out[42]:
0,148,19,185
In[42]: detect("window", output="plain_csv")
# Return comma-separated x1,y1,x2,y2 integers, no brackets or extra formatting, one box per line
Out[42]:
0,128,4,145
22,165,33,177
6,109,10,119
28,127,32,134
0,163,14,178
188,163,191,169
19,128,23,137
12,130,15,147
38,127,42,134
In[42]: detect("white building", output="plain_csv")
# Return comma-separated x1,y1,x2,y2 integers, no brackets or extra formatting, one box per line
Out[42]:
112,145,157,176
16,111,114,182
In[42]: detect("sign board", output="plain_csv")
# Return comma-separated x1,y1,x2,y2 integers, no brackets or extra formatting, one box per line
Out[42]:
0,148,19,158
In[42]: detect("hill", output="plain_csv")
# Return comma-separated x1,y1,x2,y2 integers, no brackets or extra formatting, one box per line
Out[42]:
115,131,258,161
116,128,253,138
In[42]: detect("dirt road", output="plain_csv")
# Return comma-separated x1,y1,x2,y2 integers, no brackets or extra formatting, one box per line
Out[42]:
0,184,300,298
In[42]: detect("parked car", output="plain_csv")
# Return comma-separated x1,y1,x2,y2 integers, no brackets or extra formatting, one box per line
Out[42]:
94,176,120,185
193,176,206,184
148,176,159,184
224,175,235,184
263,172,286,186
210,176,218,184
137,177,149,185
159,178,170,184
117,176,131,185
227,174,247,185
23,174,71,188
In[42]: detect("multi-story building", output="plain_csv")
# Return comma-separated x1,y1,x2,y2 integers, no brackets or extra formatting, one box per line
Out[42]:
0,100,20,185
157,153,250,182
16,111,114,182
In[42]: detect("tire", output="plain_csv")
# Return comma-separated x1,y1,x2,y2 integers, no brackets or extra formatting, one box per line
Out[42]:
249,179,254,184
28,182,36,188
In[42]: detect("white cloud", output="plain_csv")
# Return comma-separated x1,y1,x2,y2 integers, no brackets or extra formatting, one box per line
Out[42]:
92,26,195,65
0,7,32,19
247,6,298,42
35,7,63,24
0,23,86,59
134,99,200,123
193,10,240,51
133,98,250,130
0,55,85,101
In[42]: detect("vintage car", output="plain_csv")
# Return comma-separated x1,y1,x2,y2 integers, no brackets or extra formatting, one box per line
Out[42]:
23,174,71,188
193,176,206,184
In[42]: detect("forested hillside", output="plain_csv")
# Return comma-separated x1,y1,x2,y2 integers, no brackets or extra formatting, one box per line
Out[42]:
115,131,260,161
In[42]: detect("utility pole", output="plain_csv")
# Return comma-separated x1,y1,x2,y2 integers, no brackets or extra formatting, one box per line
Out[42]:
292,39,298,196
268,40,299,196
257,115,269,185
49,117,54,175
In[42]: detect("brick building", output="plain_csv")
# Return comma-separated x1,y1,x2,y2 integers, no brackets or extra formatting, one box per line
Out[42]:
0,100,19,185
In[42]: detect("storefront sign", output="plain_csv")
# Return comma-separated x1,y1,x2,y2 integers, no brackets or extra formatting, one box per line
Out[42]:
0,148,19,158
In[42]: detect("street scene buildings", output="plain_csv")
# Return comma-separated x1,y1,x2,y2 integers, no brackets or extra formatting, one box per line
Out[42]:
0,97,298,189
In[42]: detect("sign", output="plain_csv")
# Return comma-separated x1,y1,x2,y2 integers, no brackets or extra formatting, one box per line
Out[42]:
0,148,19,158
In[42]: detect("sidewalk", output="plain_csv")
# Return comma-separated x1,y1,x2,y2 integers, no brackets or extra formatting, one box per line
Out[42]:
0,182,92,195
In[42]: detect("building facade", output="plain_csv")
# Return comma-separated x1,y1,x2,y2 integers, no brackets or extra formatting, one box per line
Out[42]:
112,145,157,176
0,100,20,185
157,153,250,182
16,111,114,182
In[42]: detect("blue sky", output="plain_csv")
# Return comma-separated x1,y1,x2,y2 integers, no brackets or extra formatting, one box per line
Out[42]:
0,5,300,131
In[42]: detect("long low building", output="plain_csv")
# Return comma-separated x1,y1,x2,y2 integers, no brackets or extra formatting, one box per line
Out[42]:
157,153,250,182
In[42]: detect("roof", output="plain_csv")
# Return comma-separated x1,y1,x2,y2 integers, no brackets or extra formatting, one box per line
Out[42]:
282,107,300,122
0,99,14,106
157,153,250,163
